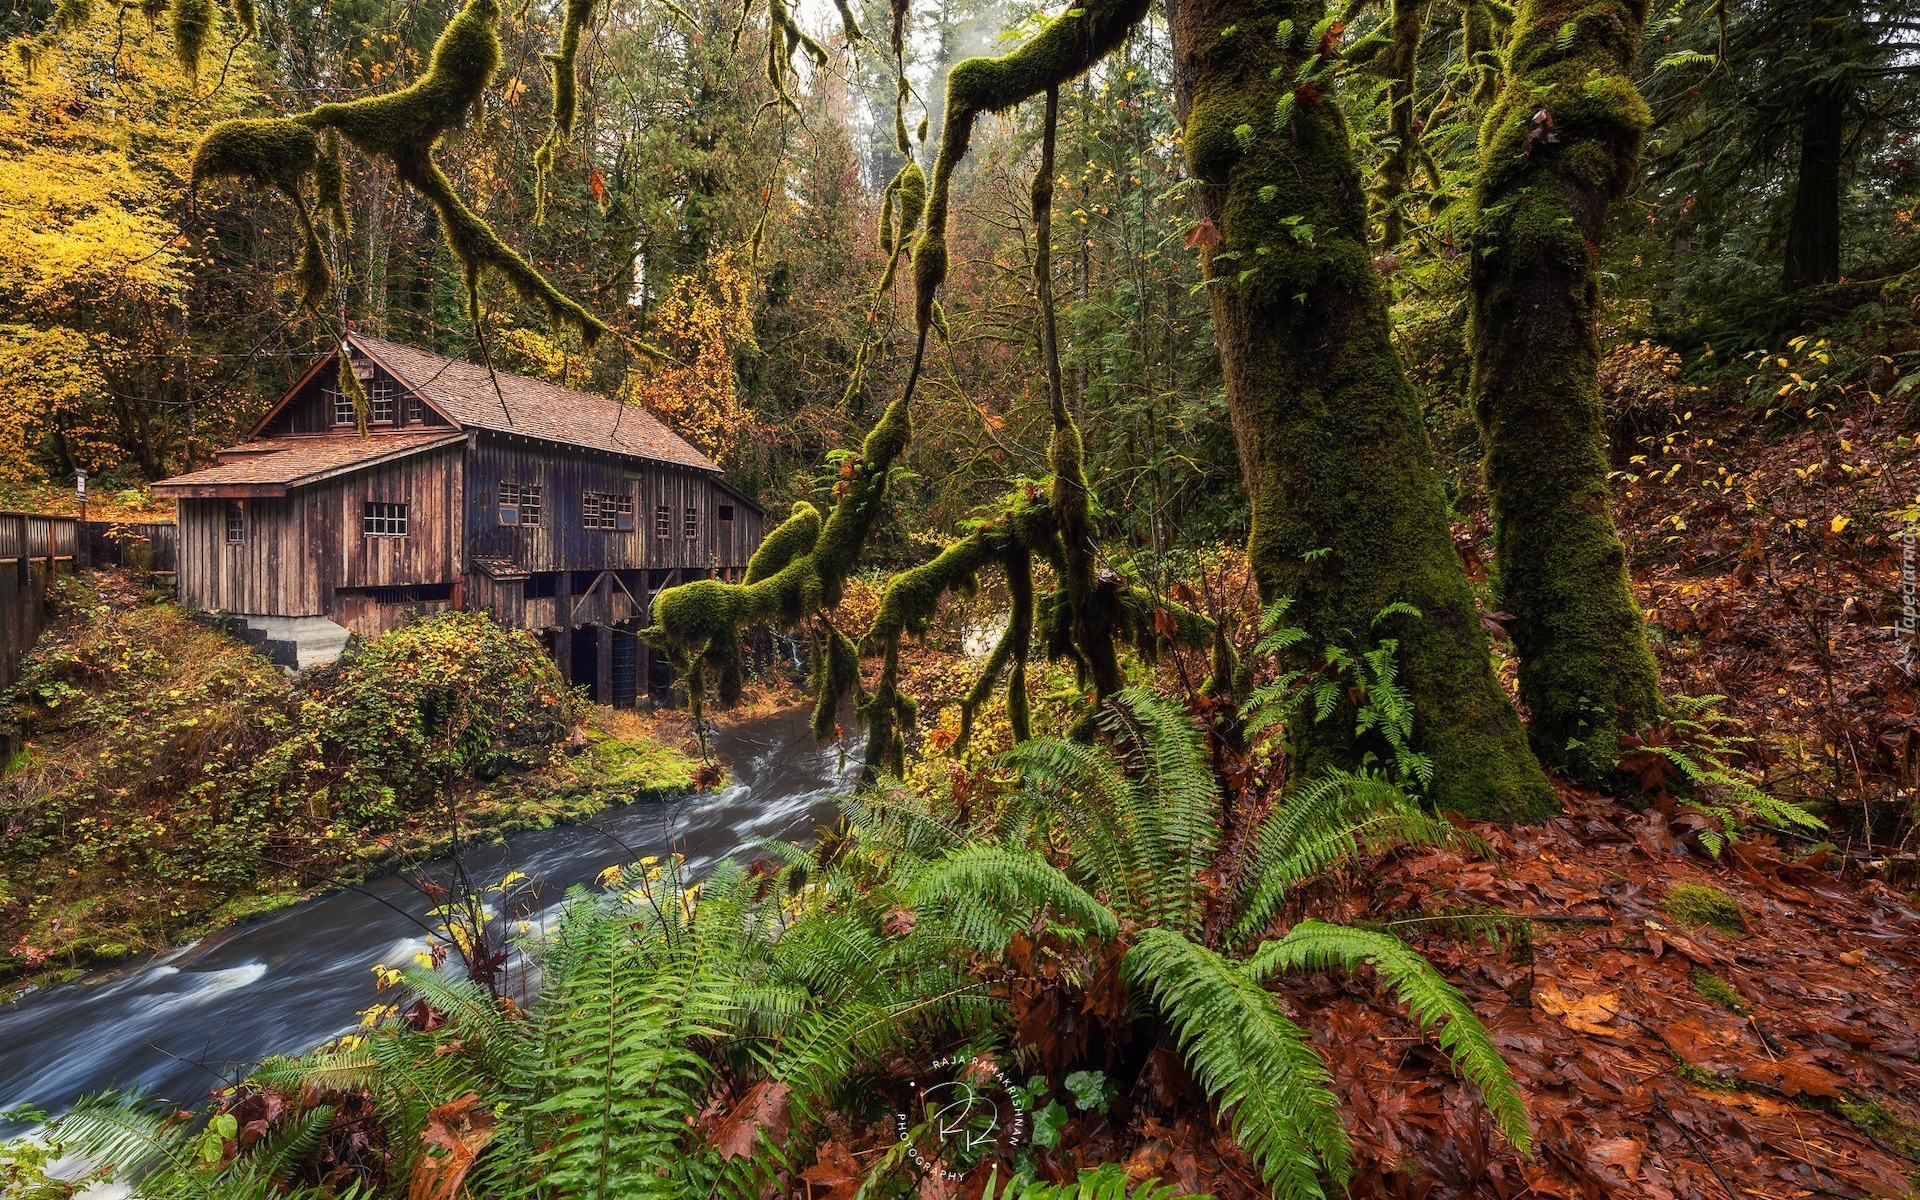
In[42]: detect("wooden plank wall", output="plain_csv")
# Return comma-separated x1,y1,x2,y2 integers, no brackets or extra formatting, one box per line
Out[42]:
176,443,464,624
464,433,761,579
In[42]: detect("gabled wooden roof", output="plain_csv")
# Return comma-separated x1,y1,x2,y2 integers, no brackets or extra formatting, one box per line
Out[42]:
339,334,721,473
152,431,467,498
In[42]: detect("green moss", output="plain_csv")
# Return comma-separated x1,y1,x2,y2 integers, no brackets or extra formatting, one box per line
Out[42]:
170,0,214,77
1466,0,1659,774
1835,1095,1920,1159
577,732,699,796
1689,966,1748,1013
1674,1060,1739,1092
1661,883,1746,936
191,0,609,345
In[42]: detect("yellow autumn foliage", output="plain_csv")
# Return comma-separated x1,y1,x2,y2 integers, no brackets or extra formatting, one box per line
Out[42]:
0,5,258,490
620,247,762,469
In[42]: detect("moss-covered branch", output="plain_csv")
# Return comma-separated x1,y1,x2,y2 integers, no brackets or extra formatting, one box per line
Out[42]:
191,0,608,344
910,0,1153,332
1468,0,1659,775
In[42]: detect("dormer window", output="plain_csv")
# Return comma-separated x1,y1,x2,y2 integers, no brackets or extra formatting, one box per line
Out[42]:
331,387,355,427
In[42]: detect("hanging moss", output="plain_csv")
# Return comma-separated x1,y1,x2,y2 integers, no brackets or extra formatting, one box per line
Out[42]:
1172,0,1555,819
230,0,255,39
876,161,926,294
191,0,610,346
315,128,349,235
171,0,215,75
1467,0,1658,777
532,0,595,223
910,0,1152,334
338,350,369,435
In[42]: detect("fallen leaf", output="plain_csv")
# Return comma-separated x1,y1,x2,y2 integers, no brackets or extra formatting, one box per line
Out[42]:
801,1139,863,1200
708,1079,790,1161
1534,981,1625,1037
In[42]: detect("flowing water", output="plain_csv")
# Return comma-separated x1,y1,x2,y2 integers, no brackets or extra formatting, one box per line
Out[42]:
0,706,854,1121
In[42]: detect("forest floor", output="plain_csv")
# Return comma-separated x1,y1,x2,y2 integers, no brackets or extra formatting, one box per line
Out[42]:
749,381,1920,1198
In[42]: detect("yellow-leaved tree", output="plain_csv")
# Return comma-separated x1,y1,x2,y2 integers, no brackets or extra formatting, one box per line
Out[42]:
620,247,762,471
0,3,260,498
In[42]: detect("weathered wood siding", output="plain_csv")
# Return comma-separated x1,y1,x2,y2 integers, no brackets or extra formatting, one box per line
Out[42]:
257,359,452,437
175,443,465,631
463,433,762,578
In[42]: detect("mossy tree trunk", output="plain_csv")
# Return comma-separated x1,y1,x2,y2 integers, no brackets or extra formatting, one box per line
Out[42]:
1171,0,1557,819
1468,0,1661,774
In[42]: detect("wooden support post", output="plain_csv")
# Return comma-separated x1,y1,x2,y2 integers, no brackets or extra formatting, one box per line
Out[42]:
552,625,572,684
595,623,613,706
45,517,56,599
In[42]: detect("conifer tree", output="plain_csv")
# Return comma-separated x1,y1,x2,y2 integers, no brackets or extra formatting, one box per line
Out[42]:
1466,0,1661,774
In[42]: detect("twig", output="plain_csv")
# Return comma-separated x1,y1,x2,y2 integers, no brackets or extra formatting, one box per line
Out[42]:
1652,1094,1739,1200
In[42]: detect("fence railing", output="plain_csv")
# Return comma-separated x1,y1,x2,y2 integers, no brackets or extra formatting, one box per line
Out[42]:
0,513,176,573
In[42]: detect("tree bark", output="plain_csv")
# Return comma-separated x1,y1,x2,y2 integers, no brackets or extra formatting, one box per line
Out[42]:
1783,76,1845,293
1171,0,1556,819
1468,0,1661,775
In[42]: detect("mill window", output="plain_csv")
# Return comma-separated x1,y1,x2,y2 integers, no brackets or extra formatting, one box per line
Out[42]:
368,378,396,424
364,502,409,537
654,505,671,538
683,505,697,539
583,491,634,531
224,501,246,543
405,394,423,424
717,505,734,522
498,482,542,526
330,387,355,427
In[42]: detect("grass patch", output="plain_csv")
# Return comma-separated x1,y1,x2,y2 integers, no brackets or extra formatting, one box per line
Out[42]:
1689,966,1748,1013
1662,882,1747,935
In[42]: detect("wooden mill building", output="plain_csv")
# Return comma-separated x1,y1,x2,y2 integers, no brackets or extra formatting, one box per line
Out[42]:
152,333,764,705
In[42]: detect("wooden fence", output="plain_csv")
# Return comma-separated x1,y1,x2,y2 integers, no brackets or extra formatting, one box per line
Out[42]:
0,513,178,696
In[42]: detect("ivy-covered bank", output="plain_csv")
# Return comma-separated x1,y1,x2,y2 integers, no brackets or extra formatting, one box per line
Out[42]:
0,574,697,991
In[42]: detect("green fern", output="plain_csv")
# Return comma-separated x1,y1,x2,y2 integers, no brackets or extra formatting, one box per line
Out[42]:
1123,928,1350,1199
1246,922,1531,1154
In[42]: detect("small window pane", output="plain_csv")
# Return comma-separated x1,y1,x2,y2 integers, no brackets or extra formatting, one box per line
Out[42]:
717,505,734,521
369,378,395,424
655,505,671,538
683,505,697,539
330,388,355,426
364,502,408,537
498,481,541,526
225,502,245,543
583,491,632,531
405,394,423,424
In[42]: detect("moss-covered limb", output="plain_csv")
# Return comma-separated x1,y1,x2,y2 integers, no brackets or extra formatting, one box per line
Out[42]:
912,0,1152,332
1173,0,1554,819
744,501,824,585
532,0,596,223
189,0,610,346
865,502,1051,771
1031,84,1121,700
1467,0,1658,774
813,621,862,740
646,343,927,726
876,162,927,295
1374,0,1424,247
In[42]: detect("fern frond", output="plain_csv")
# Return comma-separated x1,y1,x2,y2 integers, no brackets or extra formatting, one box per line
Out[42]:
904,844,1116,952
1123,928,1348,1199
1246,921,1531,1155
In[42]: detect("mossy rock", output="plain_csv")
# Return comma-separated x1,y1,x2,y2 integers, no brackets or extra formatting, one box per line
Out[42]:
1661,883,1746,936
575,733,699,797
1688,966,1747,1013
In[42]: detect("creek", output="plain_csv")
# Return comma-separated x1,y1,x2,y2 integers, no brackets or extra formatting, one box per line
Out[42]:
0,706,853,1121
